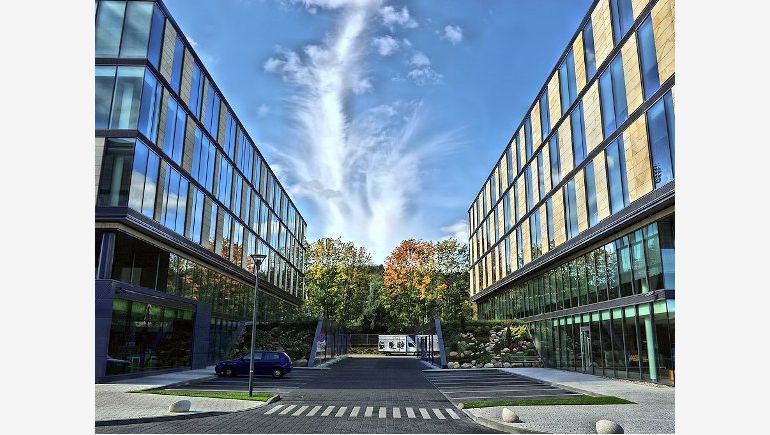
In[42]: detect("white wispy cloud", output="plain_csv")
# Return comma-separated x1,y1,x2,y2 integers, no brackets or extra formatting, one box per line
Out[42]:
441,24,463,45
379,5,417,29
372,35,400,56
257,103,270,118
409,51,431,67
263,0,460,261
406,67,442,85
440,219,469,241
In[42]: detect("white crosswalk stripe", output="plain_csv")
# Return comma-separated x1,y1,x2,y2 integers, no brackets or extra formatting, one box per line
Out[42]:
306,405,322,416
264,404,283,415
445,408,460,419
334,407,348,417
406,407,416,418
292,405,309,416
419,408,431,419
321,406,335,416
393,407,401,418
279,405,296,415
350,406,360,417
365,406,374,417
378,407,387,418
433,408,445,419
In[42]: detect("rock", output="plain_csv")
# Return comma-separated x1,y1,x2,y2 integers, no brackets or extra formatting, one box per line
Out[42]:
475,363,484,368
458,403,465,409
501,408,520,423
503,362,511,368
483,363,494,368
493,362,502,368
596,420,624,434
461,362,472,368
168,400,191,413
449,351,458,357
293,358,308,367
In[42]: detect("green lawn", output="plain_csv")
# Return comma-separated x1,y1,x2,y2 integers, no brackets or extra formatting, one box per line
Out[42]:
462,396,634,408
133,389,275,402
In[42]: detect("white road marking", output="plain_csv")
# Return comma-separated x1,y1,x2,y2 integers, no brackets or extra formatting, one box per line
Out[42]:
306,405,322,416
292,406,309,416
419,408,431,419
433,408,446,419
321,406,336,416
393,407,401,418
365,406,374,417
350,406,360,417
279,405,296,415
264,404,283,415
378,407,387,418
406,407,416,418
335,407,348,417
445,408,460,419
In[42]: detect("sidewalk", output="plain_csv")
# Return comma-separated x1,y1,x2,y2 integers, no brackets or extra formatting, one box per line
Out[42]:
95,366,266,424
466,368,674,434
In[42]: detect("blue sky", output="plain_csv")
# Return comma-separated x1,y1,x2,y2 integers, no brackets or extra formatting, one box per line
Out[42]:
163,0,592,262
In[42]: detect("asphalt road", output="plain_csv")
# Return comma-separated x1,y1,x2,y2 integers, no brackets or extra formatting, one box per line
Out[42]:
96,356,501,434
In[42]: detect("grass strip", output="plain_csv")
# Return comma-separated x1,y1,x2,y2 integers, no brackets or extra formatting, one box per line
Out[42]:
462,396,634,408
133,389,274,402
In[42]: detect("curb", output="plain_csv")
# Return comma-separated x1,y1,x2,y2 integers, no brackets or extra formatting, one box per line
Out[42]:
462,410,547,434
498,369,603,398
95,411,229,427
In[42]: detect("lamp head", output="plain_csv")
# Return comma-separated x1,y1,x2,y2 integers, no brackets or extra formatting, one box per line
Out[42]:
250,254,267,265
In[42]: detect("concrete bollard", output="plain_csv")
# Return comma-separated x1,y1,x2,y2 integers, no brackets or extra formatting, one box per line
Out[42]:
501,408,520,423
596,420,624,434
168,400,191,413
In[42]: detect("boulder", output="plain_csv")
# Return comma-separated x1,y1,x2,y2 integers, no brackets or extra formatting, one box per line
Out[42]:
475,363,484,368
596,420,624,434
168,400,191,413
501,408,520,423
483,363,494,368
503,362,512,368
493,362,502,368
449,351,458,357
461,362,473,368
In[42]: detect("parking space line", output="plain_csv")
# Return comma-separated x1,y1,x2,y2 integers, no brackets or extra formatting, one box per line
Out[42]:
365,406,374,417
432,408,446,419
406,407,416,418
448,392,582,400
444,387,567,394
306,405,322,416
378,407,386,418
334,406,347,417
393,407,401,418
279,405,296,415
291,405,309,416
419,408,431,419
445,408,460,419
264,404,283,415
350,406,360,417
320,406,335,416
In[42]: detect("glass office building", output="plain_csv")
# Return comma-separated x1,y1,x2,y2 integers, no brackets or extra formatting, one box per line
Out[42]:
468,0,674,384
94,0,308,379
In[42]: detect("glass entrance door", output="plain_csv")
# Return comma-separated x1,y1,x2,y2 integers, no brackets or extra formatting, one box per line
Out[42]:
579,326,592,372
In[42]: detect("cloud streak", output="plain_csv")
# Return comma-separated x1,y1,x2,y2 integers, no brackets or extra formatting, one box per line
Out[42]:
264,0,460,262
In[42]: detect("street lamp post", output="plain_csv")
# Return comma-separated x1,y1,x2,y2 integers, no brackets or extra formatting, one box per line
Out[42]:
248,253,267,397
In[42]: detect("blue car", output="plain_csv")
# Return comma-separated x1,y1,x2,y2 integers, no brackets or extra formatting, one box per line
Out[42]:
215,351,292,378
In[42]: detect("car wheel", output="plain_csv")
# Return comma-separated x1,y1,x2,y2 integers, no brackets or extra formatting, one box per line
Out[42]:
272,368,284,379
225,367,235,377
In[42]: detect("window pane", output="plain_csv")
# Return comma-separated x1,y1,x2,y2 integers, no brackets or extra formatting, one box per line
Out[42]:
147,5,165,67
138,69,162,141
599,69,616,135
540,92,550,140
143,149,160,218
170,38,185,92
584,161,598,226
605,138,629,213
95,1,125,58
564,179,578,239
571,102,587,165
119,1,153,57
549,133,561,187
97,138,134,207
610,55,628,124
524,117,533,160
536,152,546,201
129,139,149,212
96,66,116,129
109,66,144,129
637,15,660,99
583,20,597,78
647,93,675,187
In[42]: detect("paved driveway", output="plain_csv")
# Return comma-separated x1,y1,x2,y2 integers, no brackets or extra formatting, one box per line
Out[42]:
96,356,500,434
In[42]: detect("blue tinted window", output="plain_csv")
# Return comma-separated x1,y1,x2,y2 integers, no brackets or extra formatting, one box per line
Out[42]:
571,102,587,165
138,70,163,142
546,198,555,249
605,138,629,213
119,1,153,57
224,113,237,158
559,51,578,115
129,140,159,218
539,92,550,140
610,0,634,43
160,164,188,235
233,175,243,216
525,165,534,211
513,180,520,222
583,20,597,78
189,63,203,118
191,130,215,191
162,95,185,164
503,193,511,231
514,134,522,171
564,179,579,239
147,5,165,68
217,156,233,207
109,66,144,129
96,66,116,129
188,188,204,244
504,236,512,275
516,227,524,268
505,147,514,187
646,92,675,187
536,152,546,201
530,209,542,259
584,161,598,226
549,132,561,187
95,1,125,57
599,54,628,136
204,83,220,136
524,117,533,160
170,38,184,92
637,15,660,99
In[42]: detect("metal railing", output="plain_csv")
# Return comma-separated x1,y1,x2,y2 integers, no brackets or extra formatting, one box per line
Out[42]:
414,317,448,368
308,318,350,367
349,334,380,347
